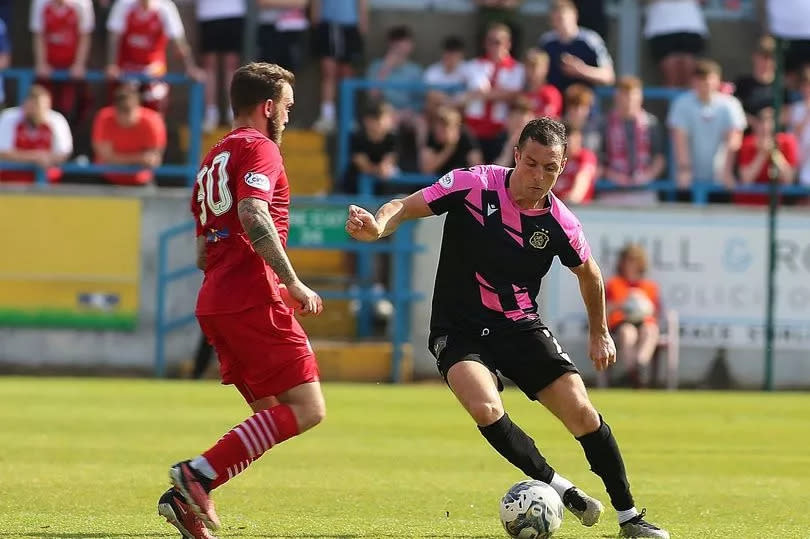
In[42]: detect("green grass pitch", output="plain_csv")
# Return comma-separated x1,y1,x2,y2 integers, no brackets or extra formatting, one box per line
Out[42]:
0,377,808,538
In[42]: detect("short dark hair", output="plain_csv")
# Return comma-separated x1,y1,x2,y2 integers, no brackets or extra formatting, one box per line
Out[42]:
517,117,567,152
362,99,393,119
230,62,294,117
387,25,413,42
442,36,465,52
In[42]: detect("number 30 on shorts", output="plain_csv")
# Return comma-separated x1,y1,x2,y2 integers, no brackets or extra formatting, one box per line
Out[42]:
196,151,232,226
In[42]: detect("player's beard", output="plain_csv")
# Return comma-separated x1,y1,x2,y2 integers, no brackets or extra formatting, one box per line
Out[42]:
266,111,285,145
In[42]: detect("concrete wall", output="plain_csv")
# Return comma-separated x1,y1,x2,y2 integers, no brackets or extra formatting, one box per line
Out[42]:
0,185,200,373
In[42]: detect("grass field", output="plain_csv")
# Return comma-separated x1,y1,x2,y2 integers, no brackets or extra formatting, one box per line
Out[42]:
0,378,808,539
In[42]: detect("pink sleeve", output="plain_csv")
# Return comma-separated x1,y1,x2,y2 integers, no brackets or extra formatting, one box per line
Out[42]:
420,167,485,215
551,196,591,267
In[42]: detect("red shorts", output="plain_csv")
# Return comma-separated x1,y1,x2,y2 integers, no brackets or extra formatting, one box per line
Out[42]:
197,302,319,403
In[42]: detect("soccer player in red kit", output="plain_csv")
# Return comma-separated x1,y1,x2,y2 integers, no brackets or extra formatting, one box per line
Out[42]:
156,63,325,539
106,0,201,111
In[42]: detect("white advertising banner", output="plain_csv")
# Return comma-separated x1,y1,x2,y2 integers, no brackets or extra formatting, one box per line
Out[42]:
543,206,810,350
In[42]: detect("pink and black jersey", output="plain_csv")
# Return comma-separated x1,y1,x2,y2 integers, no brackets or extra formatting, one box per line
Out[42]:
420,165,591,334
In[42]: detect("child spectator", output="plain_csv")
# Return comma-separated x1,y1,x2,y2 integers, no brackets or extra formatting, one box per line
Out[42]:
311,0,368,133
420,106,482,176
106,0,202,113
644,0,707,87
605,244,661,388
789,67,810,188
562,83,601,153
493,96,535,167
552,122,596,204
30,0,95,124
366,26,424,124
465,23,525,163
92,83,167,186
343,101,398,194
601,76,666,205
523,48,563,119
195,0,246,132
423,36,468,105
539,0,614,91
668,59,746,198
734,36,792,123
735,107,798,205
0,85,72,183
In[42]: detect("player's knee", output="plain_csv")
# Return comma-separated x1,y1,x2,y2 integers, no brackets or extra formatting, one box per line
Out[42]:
468,400,504,426
291,401,326,432
567,402,601,437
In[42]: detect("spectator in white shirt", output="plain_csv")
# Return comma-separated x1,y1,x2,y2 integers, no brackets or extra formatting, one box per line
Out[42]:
788,66,810,188
644,0,708,87
423,36,468,105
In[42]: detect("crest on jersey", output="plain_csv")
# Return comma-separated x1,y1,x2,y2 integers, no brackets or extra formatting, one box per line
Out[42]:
529,230,550,249
244,172,270,191
438,171,454,189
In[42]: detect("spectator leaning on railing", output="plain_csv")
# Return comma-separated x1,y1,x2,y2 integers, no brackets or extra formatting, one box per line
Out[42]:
600,76,666,206
464,22,525,163
539,0,615,92
343,100,398,194
30,0,95,124
91,83,166,186
106,0,202,113
420,106,483,176
667,59,746,201
0,85,72,183
735,106,798,206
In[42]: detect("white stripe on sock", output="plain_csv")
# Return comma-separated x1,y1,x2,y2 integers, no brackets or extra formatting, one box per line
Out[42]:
247,416,270,451
234,426,257,457
241,420,264,455
260,410,279,440
549,473,575,499
254,411,277,447
227,467,234,479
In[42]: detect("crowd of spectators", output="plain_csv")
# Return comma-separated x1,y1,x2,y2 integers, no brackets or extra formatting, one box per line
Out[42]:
0,0,807,203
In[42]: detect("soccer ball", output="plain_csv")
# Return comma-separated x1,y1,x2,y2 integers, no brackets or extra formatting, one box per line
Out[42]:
499,480,564,538
622,290,654,324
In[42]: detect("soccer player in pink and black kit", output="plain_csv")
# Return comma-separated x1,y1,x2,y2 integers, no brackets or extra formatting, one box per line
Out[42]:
156,63,325,539
346,118,669,538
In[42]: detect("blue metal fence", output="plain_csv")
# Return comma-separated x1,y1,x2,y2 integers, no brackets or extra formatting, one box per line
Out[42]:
154,195,424,383
0,69,203,187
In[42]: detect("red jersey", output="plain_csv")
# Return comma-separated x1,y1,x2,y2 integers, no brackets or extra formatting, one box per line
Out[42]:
734,133,799,205
553,148,597,203
107,0,184,71
0,106,73,183
192,127,291,315
30,0,94,68
524,84,563,119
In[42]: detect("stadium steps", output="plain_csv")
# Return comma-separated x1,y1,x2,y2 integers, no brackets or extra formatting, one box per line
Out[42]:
312,340,413,382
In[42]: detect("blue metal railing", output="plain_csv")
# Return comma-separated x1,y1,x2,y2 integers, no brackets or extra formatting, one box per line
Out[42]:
154,195,424,383
0,69,203,186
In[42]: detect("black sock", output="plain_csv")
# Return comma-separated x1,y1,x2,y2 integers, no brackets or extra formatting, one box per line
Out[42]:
478,413,555,483
576,416,634,511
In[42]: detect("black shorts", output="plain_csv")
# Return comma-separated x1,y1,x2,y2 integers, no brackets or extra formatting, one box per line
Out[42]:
257,25,306,72
313,22,364,64
429,325,580,401
199,18,244,54
785,39,810,74
648,32,706,63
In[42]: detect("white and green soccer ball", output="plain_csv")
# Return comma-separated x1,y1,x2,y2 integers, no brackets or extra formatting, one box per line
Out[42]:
500,480,564,538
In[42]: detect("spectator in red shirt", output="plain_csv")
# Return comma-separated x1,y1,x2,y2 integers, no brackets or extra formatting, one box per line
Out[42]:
735,106,798,205
105,0,201,112
523,48,563,119
92,83,167,186
552,122,596,204
30,0,94,123
464,23,525,162
0,84,72,183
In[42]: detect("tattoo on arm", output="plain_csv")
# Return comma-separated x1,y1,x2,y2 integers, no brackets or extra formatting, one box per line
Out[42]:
237,198,298,284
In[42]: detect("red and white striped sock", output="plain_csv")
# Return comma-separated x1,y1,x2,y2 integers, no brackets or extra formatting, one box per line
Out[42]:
193,404,299,490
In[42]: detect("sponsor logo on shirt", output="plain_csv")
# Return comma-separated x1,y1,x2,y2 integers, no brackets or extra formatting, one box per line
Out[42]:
244,171,270,191
529,229,550,249
487,203,498,216
438,171,454,189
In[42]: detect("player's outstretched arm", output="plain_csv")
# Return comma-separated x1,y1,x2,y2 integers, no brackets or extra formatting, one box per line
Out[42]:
238,197,323,316
570,257,616,372
345,191,434,242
